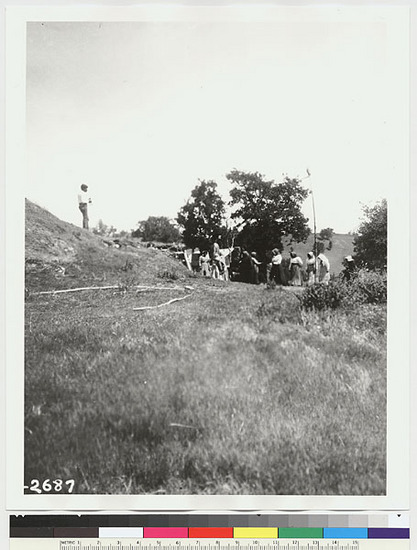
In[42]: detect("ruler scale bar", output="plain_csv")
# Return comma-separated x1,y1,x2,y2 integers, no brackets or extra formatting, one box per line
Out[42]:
8,540,410,550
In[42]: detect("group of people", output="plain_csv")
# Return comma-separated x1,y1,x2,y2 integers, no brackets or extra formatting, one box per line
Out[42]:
78,185,352,289
191,242,231,281
189,242,333,286
235,248,331,286
270,248,332,286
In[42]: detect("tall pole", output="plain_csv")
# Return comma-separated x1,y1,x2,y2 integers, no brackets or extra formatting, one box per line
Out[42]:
311,179,318,282
302,169,318,282
310,180,317,254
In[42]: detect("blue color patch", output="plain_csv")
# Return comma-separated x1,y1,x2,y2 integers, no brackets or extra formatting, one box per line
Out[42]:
324,528,368,539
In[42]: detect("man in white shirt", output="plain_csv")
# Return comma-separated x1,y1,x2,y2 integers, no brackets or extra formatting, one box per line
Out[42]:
77,184,92,229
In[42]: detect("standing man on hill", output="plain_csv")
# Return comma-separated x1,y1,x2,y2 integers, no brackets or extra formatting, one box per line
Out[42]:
78,184,92,230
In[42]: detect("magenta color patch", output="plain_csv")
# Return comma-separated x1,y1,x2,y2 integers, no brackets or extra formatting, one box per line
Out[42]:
144,528,189,538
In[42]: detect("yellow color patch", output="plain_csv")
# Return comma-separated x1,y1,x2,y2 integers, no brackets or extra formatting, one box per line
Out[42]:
234,528,278,539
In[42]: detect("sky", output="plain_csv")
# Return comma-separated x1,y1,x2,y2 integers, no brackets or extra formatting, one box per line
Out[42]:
26,14,396,234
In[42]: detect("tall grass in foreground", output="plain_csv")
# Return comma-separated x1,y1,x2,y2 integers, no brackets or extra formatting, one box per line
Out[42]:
25,284,386,494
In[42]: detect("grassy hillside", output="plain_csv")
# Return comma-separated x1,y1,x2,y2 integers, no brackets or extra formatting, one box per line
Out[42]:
24,200,385,496
25,199,191,292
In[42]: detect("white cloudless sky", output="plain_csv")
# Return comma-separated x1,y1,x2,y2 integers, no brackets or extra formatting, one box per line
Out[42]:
26,14,396,234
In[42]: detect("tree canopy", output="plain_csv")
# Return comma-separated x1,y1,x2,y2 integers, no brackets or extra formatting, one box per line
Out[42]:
227,170,310,255
132,216,181,243
353,199,387,269
318,227,334,241
177,180,226,250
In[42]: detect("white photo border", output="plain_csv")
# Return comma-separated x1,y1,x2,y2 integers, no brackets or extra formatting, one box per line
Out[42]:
5,3,410,510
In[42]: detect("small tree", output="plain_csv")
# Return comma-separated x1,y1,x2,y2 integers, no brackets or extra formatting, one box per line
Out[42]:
318,227,334,241
132,216,181,243
177,180,226,250
353,199,387,269
227,170,310,256
318,227,334,251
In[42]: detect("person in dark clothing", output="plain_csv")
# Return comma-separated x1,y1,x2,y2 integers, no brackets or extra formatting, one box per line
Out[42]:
251,252,261,284
230,246,242,281
191,248,201,273
342,255,356,281
240,251,255,284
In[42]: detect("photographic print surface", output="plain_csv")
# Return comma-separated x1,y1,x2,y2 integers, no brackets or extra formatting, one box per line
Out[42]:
6,4,409,509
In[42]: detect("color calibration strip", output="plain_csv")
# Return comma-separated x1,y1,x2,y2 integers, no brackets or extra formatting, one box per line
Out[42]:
11,514,408,529
10,527,410,539
98,527,410,539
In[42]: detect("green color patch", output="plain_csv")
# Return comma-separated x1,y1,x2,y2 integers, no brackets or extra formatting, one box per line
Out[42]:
279,528,323,539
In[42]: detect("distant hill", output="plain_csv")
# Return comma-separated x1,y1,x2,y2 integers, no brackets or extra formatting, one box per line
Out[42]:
25,199,191,292
281,233,355,275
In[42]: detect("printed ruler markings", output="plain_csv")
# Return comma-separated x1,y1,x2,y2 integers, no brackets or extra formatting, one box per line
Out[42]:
56,541,409,550
59,543,346,550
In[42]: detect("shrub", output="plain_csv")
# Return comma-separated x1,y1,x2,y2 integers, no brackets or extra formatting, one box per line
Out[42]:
348,269,387,305
299,269,387,311
299,282,346,311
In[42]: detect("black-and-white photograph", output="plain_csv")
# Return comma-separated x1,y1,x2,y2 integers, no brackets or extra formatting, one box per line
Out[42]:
14,5,409,501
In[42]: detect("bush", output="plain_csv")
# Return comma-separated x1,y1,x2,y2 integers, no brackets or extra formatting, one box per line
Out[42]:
299,282,346,310
348,269,387,305
299,269,387,311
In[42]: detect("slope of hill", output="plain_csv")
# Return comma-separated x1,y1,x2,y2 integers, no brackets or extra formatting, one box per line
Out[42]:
25,199,191,292
281,233,354,275
24,200,386,496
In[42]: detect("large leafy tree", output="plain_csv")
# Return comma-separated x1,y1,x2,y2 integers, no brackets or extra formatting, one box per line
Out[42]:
132,216,181,243
353,199,387,269
227,170,310,255
177,180,226,250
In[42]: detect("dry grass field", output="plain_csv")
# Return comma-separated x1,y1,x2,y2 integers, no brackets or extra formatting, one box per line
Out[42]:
24,200,386,495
